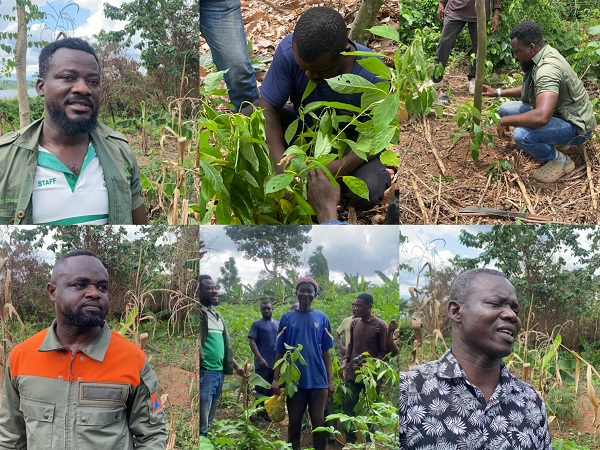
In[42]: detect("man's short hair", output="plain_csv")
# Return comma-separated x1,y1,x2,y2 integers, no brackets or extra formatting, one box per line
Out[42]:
292,7,348,62
356,293,374,305
260,300,273,307
52,249,103,281
39,37,99,79
449,268,508,304
199,274,212,286
510,22,544,47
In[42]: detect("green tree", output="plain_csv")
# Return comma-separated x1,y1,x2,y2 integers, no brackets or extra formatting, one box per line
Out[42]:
225,226,311,293
456,225,596,346
218,257,242,303
308,245,329,282
102,0,198,98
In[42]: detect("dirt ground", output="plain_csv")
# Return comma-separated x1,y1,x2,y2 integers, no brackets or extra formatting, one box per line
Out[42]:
204,0,600,225
398,73,600,224
155,365,194,406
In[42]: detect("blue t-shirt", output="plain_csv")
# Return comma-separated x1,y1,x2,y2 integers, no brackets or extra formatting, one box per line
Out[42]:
260,34,382,111
248,318,279,369
275,308,334,389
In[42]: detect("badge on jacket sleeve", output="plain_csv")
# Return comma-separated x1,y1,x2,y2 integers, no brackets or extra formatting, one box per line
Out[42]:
150,392,163,413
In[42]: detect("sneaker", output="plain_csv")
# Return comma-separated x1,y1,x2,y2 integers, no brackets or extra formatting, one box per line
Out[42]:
533,155,575,182
468,79,476,95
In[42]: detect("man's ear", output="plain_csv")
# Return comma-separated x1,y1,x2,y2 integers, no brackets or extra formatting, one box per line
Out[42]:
447,300,462,324
47,282,56,301
36,78,45,97
344,42,352,52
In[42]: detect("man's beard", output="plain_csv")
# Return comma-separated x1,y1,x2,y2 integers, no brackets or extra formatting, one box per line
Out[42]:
47,100,99,135
59,302,107,327
521,60,534,72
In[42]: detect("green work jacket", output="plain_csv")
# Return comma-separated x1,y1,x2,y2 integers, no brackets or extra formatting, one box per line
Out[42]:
199,305,234,375
0,118,145,224
0,321,167,449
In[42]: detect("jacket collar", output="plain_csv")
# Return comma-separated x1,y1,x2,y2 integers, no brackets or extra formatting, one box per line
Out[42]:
38,319,112,362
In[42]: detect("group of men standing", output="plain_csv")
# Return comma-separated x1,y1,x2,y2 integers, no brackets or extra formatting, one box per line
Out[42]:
199,274,398,449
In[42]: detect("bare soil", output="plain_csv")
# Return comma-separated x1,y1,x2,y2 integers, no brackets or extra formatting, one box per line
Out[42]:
155,365,195,406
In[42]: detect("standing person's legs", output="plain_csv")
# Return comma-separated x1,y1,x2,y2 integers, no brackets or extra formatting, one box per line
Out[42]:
287,389,310,450
307,389,330,450
432,17,468,82
255,368,275,420
466,21,478,81
199,0,259,111
341,379,363,444
200,370,225,436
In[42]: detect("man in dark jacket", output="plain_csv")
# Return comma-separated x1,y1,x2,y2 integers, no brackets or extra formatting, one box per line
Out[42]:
199,275,245,437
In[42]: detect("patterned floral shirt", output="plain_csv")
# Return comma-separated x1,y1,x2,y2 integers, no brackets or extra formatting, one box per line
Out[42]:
400,349,552,450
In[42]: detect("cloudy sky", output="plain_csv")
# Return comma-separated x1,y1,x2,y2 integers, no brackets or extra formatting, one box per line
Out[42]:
0,0,134,79
200,225,400,289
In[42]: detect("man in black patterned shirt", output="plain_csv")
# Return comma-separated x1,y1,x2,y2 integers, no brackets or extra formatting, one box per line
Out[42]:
400,268,552,449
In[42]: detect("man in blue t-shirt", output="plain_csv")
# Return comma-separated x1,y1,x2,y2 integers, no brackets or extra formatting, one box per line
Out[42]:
248,300,279,420
257,7,391,213
272,277,334,450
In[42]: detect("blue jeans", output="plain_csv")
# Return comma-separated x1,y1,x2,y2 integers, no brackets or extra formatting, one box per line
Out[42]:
200,0,259,112
499,101,591,161
199,369,224,436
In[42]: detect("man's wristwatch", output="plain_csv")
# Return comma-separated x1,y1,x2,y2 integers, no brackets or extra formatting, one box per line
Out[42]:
497,88,502,97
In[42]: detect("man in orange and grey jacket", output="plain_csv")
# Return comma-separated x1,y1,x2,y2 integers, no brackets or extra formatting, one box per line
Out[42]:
0,249,166,449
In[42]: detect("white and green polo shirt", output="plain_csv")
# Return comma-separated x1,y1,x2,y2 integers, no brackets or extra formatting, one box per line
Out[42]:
32,144,109,224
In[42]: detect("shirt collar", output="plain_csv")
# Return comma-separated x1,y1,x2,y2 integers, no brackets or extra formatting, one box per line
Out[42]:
532,44,549,67
437,348,511,381
38,319,112,362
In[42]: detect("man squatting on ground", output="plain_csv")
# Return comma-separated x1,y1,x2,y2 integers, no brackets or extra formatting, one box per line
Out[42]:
0,38,147,225
0,250,167,449
251,7,391,215
483,21,596,183
272,277,334,450
199,275,247,437
400,268,552,449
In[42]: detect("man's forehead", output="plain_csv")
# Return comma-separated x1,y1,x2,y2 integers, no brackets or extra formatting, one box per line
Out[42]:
471,274,515,294
55,255,105,272
48,48,100,73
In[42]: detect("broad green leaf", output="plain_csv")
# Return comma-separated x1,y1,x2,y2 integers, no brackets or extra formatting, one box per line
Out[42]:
372,93,400,132
285,119,299,144
199,160,224,192
303,101,363,114
370,126,397,154
379,149,400,166
240,141,259,172
357,57,392,80
201,70,226,97
265,173,295,194
293,191,316,216
341,50,387,59
342,176,369,200
314,131,332,158
327,74,382,95
236,170,259,188
367,25,399,42
301,80,317,102
589,25,600,36
248,372,273,390
280,198,294,215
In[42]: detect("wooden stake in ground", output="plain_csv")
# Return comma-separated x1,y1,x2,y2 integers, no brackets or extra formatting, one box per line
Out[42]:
584,147,598,209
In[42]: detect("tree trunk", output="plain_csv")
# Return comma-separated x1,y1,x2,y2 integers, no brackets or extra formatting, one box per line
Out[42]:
473,0,487,124
349,0,384,45
15,0,30,128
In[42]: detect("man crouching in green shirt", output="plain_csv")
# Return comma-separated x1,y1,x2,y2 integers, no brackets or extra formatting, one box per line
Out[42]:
199,275,246,438
483,21,596,183
0,37,147,225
